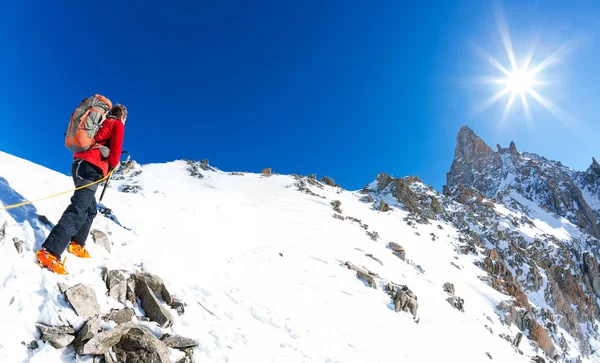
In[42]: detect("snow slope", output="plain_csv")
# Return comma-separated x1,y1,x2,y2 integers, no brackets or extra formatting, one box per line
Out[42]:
0,150,590,362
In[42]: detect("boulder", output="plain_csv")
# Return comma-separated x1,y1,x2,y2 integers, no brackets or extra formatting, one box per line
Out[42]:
135,280,172,328
65,284,100,319
160,334,198,349
114,326,171,363
330,200,342,214
261,168,272,175
79,323,135,355
442,283,455,295
344,262,377,289
105,270,135,306
388,242,406,260
393,286,418,318
134,272,173,305
376,200,390,212
13,237,23,254
36,324,75,349
446,296,465,312
91,229,111,253
74,316,101,353
104,309,135,325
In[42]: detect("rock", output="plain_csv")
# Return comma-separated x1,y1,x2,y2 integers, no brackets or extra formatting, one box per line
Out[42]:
170,298,186,316
319,176,337,187
104,309,135,324
344,262,377,289
105,270,135,306
134,272,173,305
160,334,198,349
13,237,23,253
79,323,135,355
365,253,383,266
393,286,418,318
332,214,345,221
22,340,39,350
582,252,600,298
261,168,272,175
35,323,75,349
374,172,393,192
114,326,171,363
0,221,6,241
388,242,406,260
74,316,101,352
58,283,69,294
135,280,172,328
376,200,390,212
446,296,465,312
528,319,556,358
442,282,455,295
90,229,111,253
367,230,379,241
530,356,546,363
65,284,100,319
486,352,492,360
360,195,375,203
514,332,523,347
330,200,342,214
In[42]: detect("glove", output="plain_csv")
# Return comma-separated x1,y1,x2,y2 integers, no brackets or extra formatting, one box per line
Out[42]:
108,162,120,174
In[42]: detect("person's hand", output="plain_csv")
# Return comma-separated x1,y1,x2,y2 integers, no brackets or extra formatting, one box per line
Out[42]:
108,162,120,174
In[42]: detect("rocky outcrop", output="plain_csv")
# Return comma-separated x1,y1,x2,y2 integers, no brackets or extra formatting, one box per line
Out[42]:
331,200,342,214
114,326,171,363
444,126,503,197
376,200,390,212
185,159,216,179
582,252,600,297
445,126,600,239
320,176,339,187
388,242,406,260
386,283,418,318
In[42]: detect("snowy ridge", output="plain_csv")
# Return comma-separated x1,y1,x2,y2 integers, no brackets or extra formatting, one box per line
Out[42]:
0,146,598,362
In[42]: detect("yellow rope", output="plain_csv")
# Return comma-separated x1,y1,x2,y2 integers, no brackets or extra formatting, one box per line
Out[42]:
0,170,114,211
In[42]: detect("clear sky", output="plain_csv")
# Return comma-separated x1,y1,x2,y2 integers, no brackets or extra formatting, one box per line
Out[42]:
1,0,598,191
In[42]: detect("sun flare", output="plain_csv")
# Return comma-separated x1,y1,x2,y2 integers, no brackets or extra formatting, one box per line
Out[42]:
473,4,575,128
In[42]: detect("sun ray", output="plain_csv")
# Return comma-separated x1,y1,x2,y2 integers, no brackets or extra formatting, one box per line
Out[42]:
472,76,509,85
495,2,518,72
519,90,533,128
474,47,512,76
475,87,511,114
501,92,516,126
527,89,577,127
530,40,574,76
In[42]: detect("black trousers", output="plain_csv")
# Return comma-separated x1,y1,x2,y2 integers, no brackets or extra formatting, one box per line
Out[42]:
42,159,103,258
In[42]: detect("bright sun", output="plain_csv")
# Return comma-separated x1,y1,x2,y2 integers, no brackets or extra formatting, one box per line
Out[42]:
474,4,575,127
506,69,534,93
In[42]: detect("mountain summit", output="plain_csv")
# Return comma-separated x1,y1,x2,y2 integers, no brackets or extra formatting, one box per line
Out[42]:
444,125,600,239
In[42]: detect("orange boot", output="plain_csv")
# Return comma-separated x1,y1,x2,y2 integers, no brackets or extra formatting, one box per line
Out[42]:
36,249,68,275
68,242,91,258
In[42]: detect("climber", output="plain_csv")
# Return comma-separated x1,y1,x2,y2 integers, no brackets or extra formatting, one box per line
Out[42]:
36,104,127,274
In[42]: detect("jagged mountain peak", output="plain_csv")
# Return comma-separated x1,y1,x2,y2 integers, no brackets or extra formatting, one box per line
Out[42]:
445,126,600,239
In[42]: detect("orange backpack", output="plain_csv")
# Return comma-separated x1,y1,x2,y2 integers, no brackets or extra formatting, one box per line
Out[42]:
65,95,113,153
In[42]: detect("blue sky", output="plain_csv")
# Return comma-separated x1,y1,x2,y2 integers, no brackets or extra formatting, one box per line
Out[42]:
1,1,599,191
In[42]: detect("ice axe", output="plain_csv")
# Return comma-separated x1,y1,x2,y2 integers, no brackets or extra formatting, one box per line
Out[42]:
99,151,129,202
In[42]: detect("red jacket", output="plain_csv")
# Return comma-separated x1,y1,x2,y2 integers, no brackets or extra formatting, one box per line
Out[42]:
74,117,125,176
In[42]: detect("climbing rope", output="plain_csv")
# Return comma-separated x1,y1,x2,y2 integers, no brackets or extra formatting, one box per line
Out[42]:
0,170,114,211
